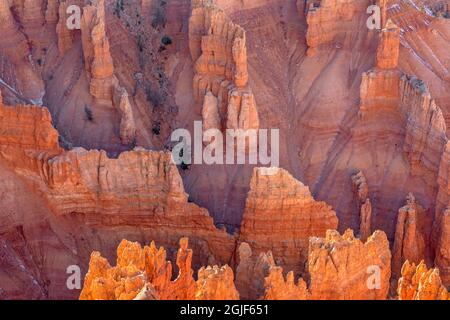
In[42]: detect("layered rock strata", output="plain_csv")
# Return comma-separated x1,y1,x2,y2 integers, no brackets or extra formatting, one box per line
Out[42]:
80,237,240,300
307,230,391,300
0,99,236,284
392,194,429,279
397,260,449,300
196,265,240,300
80,0,136,144
239,167,339,275
80,238,196,300
358,18,448,283
189,0,259,133
263,266,310,300
305,0,370,56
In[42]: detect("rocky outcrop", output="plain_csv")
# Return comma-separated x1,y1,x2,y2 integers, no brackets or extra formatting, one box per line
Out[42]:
435,207,450,286
0,100,236,284
397,260,449,300
399,74,448,185
359,21,401,116
21,146,234,266
113,85,137,145
308,230,391,300
189,0,259,132
235,242,275,300
264,266,310,300
80,0,136,144
0,101,60,152
239,167,338,275
80,238,197,300
352,171,372,241
196,265,239,300
434,143,450,287
376,20,400,70
357,14,448,272
392,194,428,279
305,0,369,56
81,0,116,101
80,237,241,300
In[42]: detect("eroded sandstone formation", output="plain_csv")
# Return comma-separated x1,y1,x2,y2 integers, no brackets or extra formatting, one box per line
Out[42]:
80,238,196,300
189,0,259,133
239,167,339,275
305,0,370,56
80,237,241,300
196,265,239,300
435,207,450,287
357,12,448,285
392,193,429,279
307,230,391,300
352,171,372,241
0,0,449,301
263,267,310,300
81,0,115,101
376,20,400,70
397,260,449,300
235,242,275,300
80,0,136,144
0,98,236,298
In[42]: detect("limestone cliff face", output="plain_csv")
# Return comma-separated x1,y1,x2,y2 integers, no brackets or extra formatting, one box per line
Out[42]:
434,142,450,287
397,260,449,300
239,168,339,275
0,0,449,301
13,144,235,267
0,99,236,299
308,230,391,300
400,75,448,187
189,0,259,132
0,101,60,152
357,14,448,274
